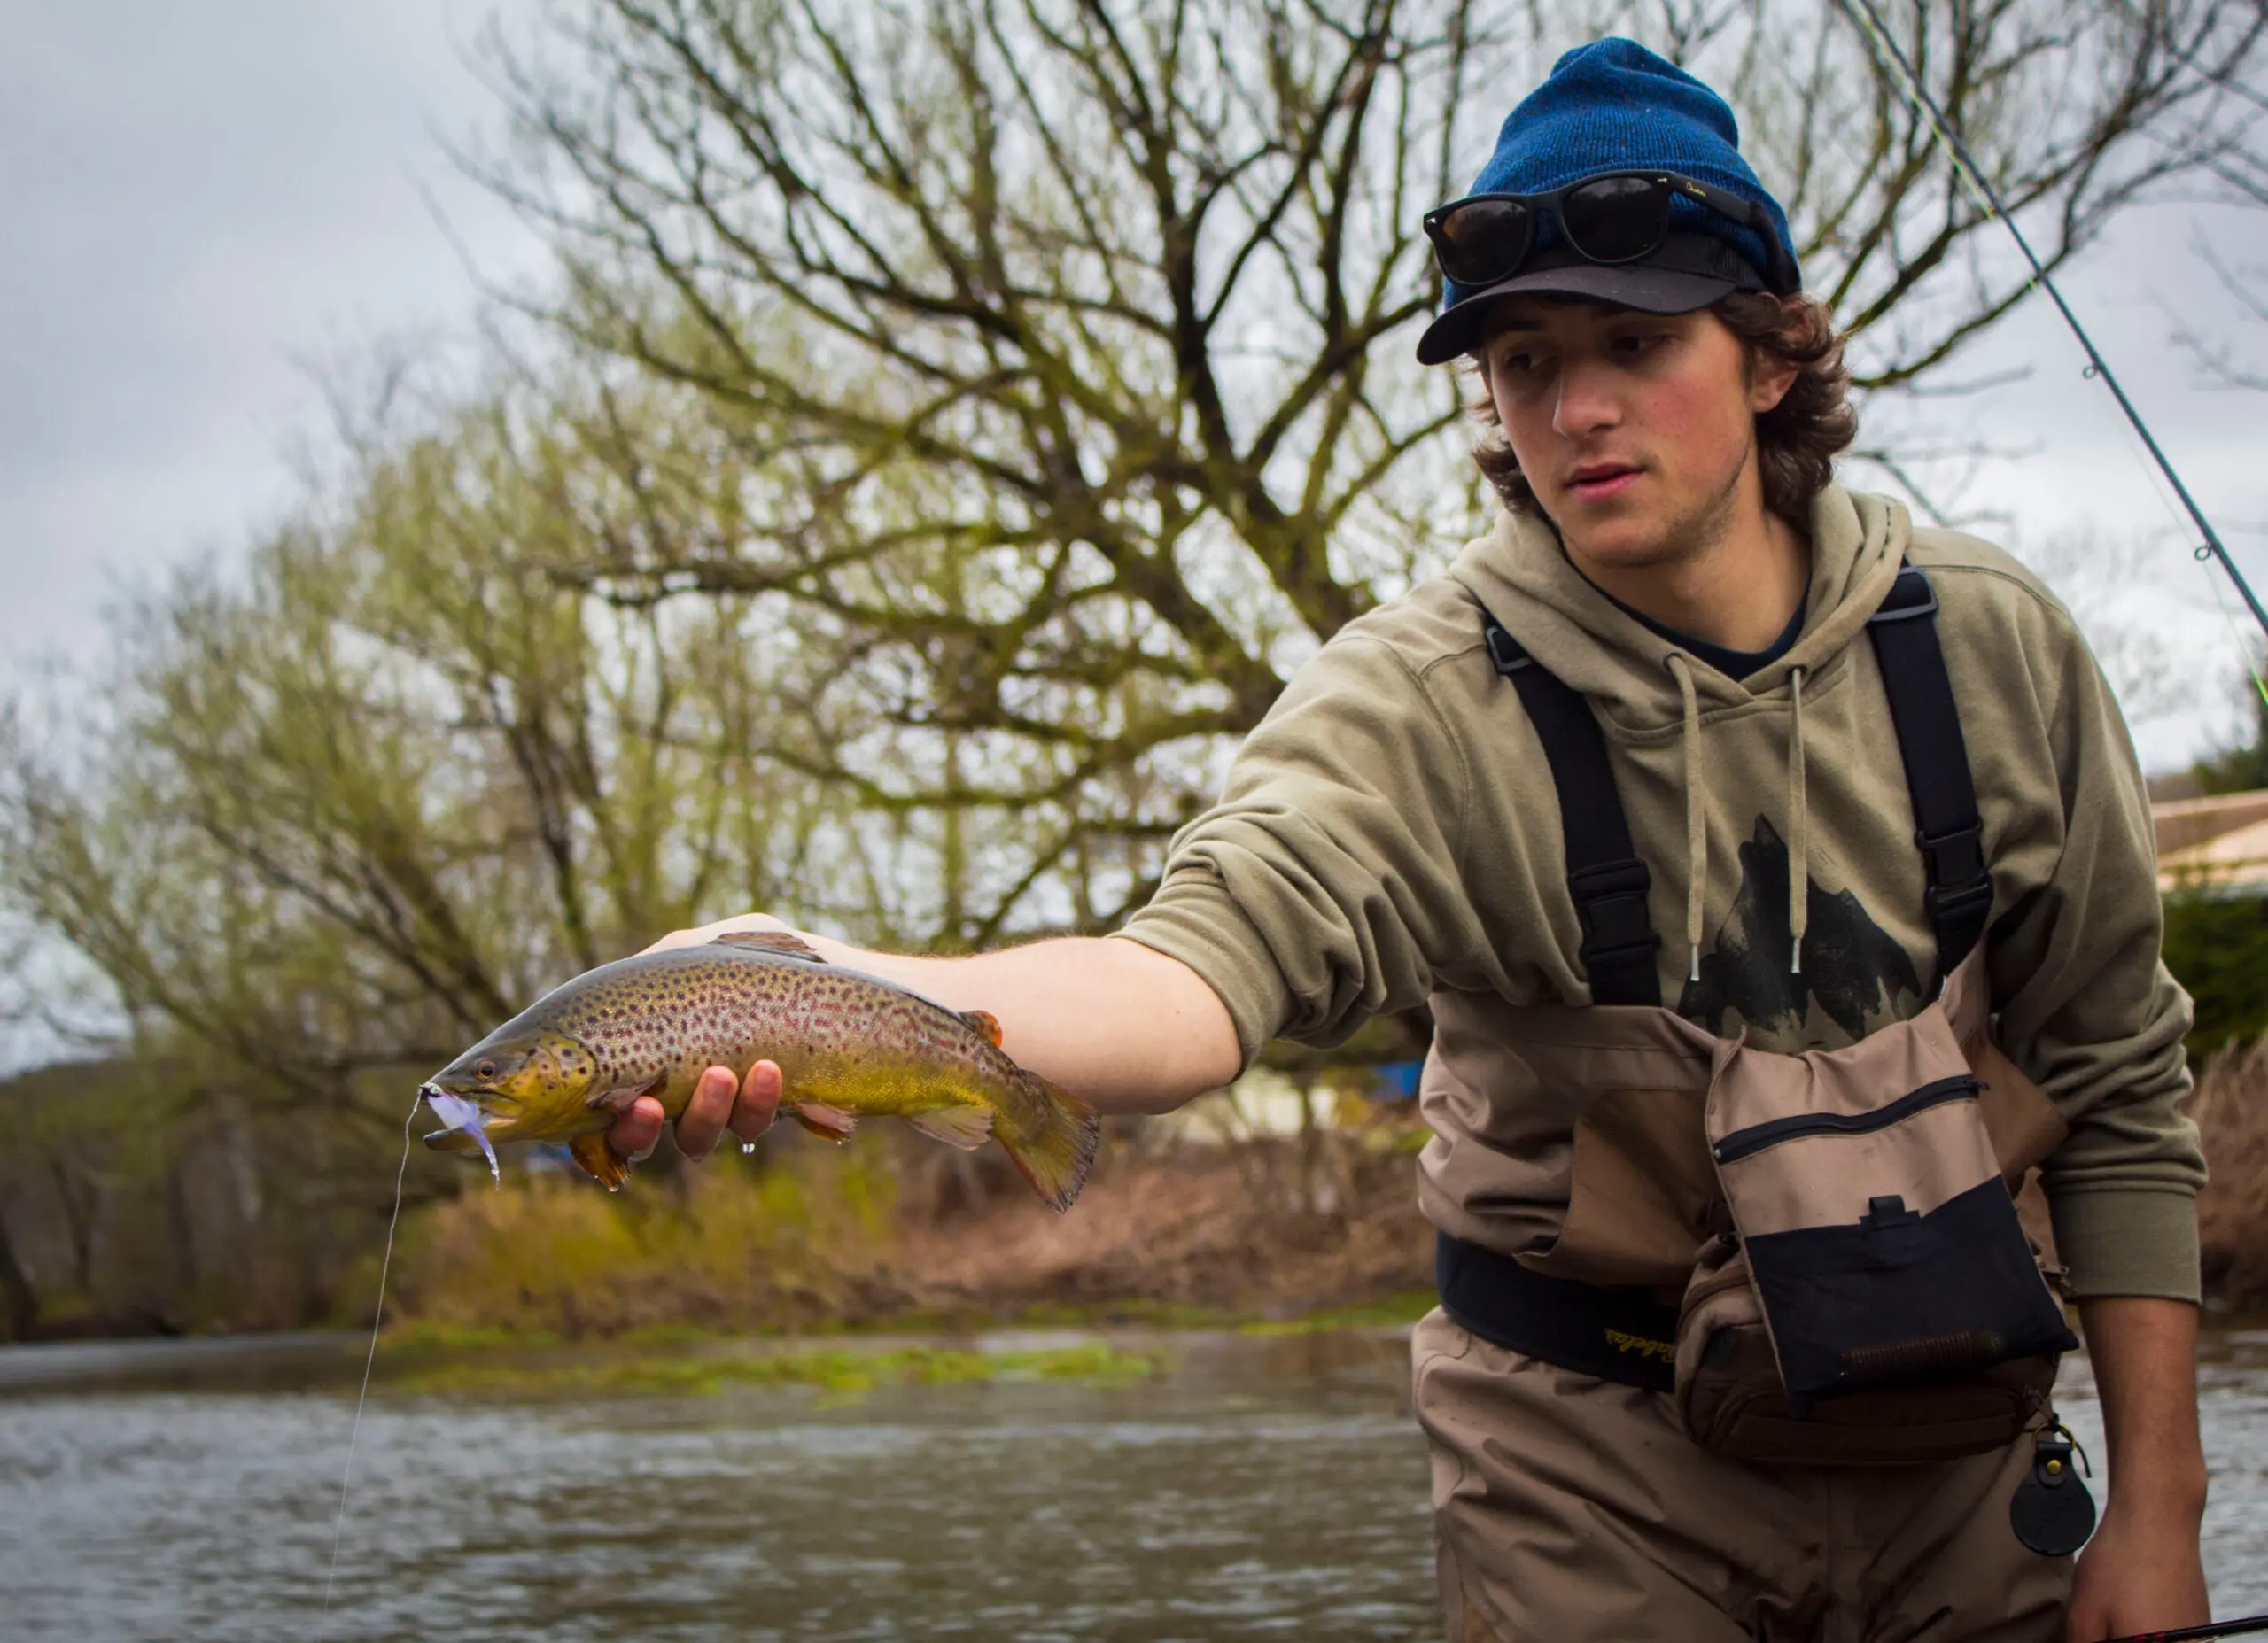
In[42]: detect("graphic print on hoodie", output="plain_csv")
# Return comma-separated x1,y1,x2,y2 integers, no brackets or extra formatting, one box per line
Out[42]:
1677,816,1922,1041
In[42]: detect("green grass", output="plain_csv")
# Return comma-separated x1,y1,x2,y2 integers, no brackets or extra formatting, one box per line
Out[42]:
377,1321,565,1354
1235,1289,1437,1337
377,1291,1424,1356
388,1341,1166,1400
1002,1298,1235,1330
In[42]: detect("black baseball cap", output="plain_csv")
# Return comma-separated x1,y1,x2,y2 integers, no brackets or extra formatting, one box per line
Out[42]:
1414,230,1769,366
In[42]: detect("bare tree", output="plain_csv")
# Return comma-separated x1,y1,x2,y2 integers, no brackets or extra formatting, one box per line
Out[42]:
0,365,828,1104
468,0,2266,941
1744,0,2263,388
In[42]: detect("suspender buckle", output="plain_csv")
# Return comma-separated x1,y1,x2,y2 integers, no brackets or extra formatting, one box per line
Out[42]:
1925,875,1994,928
1484,622,1534,675
1915,820,1987,891
1920,818,1993,936
1868,566,1941,624
1569,858,1661,965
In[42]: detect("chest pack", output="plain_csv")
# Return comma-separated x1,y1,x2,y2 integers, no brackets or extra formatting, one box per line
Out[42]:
1437,565,2078,1464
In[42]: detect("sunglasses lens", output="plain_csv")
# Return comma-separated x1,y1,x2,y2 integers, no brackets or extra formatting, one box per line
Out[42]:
1561,175,1672,263
1433,198,1533,286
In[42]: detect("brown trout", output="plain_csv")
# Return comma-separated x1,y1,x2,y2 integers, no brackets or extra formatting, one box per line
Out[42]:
419,931,1099,1211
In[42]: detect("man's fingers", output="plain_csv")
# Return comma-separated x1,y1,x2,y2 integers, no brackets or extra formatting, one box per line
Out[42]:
676,1065,739,1161
604,1058,778,1166
608,1095,665,1164
641,912,794,955
729,1060,784,1143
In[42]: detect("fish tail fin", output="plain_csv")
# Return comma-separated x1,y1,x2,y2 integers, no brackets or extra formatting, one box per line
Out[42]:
995,1074,1100,1213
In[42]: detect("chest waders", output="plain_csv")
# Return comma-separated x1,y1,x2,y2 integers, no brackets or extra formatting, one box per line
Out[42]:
1433,564,2078,1464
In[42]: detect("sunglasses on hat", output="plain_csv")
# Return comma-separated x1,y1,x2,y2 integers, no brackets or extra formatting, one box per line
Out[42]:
1423,170,1799,294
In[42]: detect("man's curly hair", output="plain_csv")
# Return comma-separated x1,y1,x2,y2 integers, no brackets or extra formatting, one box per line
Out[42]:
1467,291,1857,526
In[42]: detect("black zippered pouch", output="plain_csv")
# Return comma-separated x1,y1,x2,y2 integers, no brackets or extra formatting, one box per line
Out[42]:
1708,1063,2075,1416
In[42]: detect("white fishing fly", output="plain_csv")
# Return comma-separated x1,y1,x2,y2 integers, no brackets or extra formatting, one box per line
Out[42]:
420,1087,500,1183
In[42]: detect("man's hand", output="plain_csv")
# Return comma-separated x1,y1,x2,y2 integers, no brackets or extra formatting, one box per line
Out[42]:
606,1060,783,1165
2066,1500,2210,1640
642,911,804,955
2064,1296,2210,1641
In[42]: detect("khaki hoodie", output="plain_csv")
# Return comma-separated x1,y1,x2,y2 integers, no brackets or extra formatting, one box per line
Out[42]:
1118,486,2204,1302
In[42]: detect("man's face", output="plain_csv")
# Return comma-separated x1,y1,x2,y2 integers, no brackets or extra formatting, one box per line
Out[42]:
1476,298,1796,570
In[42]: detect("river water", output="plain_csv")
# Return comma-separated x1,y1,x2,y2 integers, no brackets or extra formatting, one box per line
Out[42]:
0,1324,2263,1641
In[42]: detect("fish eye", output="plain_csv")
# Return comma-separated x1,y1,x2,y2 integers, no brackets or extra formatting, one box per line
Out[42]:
476,1058,499,1081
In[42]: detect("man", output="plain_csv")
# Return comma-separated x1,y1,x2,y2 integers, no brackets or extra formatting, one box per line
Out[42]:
612,40,2209,1642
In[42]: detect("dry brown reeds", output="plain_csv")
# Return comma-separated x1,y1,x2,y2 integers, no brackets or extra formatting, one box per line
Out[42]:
2192,1039,2268,1307
383,1114,1437,1338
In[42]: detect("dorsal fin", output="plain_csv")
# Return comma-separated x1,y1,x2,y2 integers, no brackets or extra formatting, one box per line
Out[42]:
959,1008,1004,1047
708,930,827,961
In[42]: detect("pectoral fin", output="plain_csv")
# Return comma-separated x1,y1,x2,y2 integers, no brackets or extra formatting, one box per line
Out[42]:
569,1131,633,1191
791,1100,860,1143
586,1071,668,1113
906,1105,995,1151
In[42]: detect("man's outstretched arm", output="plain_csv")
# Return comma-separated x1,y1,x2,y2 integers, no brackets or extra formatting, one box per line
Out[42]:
605,915,1246,1161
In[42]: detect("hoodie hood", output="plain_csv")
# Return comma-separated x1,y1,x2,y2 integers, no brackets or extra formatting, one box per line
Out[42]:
1446,485,1909,727
1445,485,1911,982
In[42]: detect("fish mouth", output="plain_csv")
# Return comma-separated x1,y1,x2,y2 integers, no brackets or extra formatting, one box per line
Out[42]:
418,1082,524,1120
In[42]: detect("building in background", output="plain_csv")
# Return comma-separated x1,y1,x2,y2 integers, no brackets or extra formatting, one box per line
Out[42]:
2156,792,2268,895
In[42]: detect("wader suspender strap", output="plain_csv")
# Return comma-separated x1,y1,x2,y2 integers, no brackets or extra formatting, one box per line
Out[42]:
1479,563,1985,998
1481,610,1663,1007
1866,564,1992,980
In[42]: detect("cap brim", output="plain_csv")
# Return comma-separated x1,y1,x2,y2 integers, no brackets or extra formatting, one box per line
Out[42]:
1415,263,1736,366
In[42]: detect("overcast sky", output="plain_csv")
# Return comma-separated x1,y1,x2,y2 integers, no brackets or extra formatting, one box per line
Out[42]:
2,2,2265,1074
2,0,2266,777
0,0,547,684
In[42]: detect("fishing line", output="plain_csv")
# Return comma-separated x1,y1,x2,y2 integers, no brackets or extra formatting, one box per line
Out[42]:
319,1089,421,1627
1834,0,2268,646
2104,1614,2268,1643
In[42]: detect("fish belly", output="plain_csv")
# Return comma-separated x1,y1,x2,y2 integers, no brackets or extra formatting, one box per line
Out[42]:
789,1050,999,1121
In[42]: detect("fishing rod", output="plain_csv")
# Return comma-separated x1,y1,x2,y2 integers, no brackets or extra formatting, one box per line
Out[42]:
2107,1616,2268,1642
1836,0,2268,646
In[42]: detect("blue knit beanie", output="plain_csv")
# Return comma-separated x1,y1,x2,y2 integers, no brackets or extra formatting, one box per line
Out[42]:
1416,38,1800,364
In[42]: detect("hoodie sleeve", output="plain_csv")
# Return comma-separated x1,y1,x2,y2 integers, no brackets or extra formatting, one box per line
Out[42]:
1962,569,2205,1304
1113,632,1485,1066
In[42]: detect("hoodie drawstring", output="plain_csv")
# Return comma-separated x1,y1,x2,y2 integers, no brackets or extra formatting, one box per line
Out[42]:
1666,655,1706,984
1787,666,1809,977
1664,655,1812,985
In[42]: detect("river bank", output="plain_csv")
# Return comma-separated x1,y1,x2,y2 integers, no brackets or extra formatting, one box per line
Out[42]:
379,1036,2268,1341
9,1035,2267,1348
383,1110,1438,1340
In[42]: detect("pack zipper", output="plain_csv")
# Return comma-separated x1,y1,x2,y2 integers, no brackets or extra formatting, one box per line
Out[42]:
1712,1075,1982,1166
